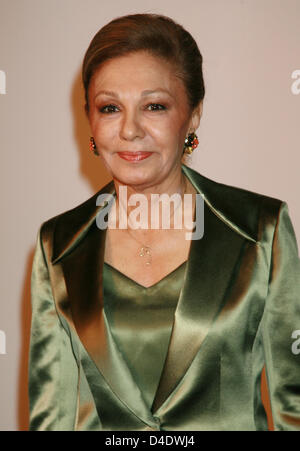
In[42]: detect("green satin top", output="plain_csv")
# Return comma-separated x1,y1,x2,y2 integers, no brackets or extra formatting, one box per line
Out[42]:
102,260,187,410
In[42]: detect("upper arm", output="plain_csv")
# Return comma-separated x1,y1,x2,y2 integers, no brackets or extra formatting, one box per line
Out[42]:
261,201,300,430
28,224,78,431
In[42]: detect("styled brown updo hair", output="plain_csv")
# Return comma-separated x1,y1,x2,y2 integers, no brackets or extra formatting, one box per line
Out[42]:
82,13,205,113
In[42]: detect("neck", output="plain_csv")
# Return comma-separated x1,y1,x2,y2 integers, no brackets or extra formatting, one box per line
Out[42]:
113,166,186,203
110,169,195,231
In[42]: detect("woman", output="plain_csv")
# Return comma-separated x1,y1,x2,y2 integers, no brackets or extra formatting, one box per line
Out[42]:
28,13,300,431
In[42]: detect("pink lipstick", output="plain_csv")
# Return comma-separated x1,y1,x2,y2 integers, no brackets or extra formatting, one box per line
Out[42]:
117,151,153,162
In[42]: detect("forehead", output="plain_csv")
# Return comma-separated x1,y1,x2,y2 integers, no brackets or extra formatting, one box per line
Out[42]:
89,51,186,98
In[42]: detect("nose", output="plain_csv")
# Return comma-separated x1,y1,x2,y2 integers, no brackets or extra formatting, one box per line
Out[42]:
119,110,145,141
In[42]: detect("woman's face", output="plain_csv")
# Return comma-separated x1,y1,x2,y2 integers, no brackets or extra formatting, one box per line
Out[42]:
87,51,202,190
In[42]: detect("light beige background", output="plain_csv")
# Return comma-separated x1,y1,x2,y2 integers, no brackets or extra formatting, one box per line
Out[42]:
0,0,299,431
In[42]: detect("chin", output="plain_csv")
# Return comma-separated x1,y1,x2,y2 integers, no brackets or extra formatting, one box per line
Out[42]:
112,165,158,188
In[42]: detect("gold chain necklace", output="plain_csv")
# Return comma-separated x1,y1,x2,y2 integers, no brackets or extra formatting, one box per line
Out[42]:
124,178,188,266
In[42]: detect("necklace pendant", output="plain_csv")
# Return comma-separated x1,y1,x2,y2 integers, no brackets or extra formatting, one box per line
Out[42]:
139,246,152,265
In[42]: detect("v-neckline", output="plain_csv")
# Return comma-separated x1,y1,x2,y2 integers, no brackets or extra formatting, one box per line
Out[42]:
103,260,188,290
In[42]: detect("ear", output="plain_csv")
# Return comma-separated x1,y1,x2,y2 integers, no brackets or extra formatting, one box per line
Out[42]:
84,103,89,119
189,101,203,133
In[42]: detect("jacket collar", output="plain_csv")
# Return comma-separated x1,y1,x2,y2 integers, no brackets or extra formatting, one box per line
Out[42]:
51,164,257,265
50,164,258,421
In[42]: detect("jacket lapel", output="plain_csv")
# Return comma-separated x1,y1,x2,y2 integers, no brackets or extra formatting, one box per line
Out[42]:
151,165,258,413
51,181,155,426
50,164,258,421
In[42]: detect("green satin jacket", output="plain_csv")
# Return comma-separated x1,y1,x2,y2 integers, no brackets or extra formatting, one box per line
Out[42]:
28,164,300,431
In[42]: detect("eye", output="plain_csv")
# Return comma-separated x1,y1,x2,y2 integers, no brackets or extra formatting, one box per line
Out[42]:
146,103,167,111
99,104,119,114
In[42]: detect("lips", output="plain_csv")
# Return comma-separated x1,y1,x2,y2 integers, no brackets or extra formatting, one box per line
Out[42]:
117,151,153,162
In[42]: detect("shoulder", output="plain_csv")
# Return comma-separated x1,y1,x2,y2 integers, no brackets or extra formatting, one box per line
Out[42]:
38,179,115,260
182,164,285,242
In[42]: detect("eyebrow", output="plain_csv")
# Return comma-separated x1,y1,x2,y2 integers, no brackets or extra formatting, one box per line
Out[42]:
94,88,173,100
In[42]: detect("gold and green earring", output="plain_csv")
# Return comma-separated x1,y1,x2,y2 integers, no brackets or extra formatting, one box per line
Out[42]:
183,132,199,155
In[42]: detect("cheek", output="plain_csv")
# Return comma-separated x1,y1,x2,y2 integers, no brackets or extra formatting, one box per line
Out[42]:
89,107,114,136
92,120,118,148
149,116,185,146
157,122,187,153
